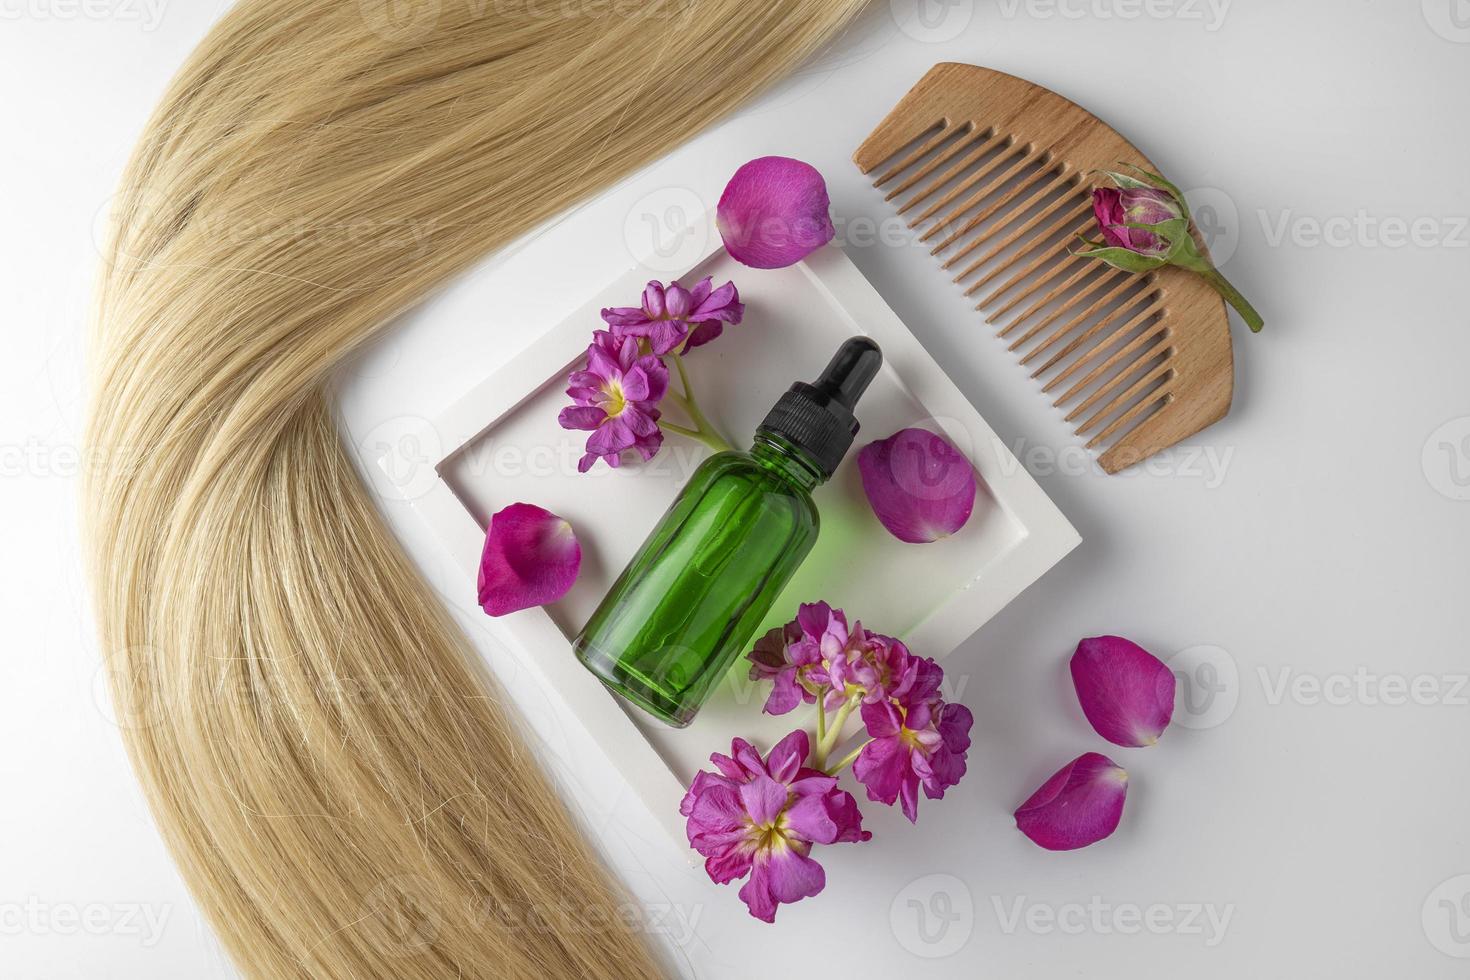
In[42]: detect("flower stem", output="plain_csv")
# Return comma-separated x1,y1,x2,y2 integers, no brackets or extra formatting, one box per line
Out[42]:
811,693,862,769
824,740,873,776
1199,266,1264,333
664,355,733,452
659,419,727,452
829,695,860,744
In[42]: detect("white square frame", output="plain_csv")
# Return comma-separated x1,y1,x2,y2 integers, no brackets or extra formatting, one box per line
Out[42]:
389,216,1080,845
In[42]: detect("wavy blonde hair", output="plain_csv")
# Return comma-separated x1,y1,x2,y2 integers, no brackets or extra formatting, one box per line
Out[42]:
85,1,867,976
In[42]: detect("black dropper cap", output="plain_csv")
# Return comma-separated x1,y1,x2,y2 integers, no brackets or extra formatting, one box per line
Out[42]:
756,337,883,479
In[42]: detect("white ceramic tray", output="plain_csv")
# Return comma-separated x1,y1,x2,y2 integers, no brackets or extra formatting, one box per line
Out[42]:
400,219,1079,845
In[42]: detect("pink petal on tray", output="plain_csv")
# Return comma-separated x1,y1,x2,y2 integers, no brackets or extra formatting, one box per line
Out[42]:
717,156,835,269
1014,752,1129,851
857,428,977,543
477,503,581,617
1070,635,1177,747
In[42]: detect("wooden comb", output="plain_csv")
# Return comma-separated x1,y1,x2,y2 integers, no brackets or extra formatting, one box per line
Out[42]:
853,63,1233,474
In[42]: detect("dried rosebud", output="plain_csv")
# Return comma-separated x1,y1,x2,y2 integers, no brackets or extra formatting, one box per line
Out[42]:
1078,166,1264,332
1092,186,1183,259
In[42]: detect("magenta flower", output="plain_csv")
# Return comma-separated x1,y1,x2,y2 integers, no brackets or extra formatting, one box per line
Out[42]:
1091,186,1181,259
827,630,933,709
1014,752,1129,851
600,277,744,356
747,621,823,715
743,604,975,825
858,428,978,544
477,503,581,617
746,604,952,715
558,330,668,472
717,156,836,269
747,602,849,715
1070,635,1176,747
852,695,973,823
795,601,851,662
681,730,870,922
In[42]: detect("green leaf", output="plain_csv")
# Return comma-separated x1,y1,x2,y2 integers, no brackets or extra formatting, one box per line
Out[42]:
1100,169,1154,191
1075,246,1169,274
1116,162,1190,218
1165,233,1211,271
1124,217,1192,249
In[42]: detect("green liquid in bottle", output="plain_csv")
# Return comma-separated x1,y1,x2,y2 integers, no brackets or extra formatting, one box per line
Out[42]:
573,434,822,726
574,337,882,727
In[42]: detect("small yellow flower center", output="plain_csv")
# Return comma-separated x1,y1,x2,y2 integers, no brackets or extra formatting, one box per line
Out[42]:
602,379,628,419
746,813,792,855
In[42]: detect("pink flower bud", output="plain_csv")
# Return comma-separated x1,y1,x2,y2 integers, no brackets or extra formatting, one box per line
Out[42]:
1091,186,1182,258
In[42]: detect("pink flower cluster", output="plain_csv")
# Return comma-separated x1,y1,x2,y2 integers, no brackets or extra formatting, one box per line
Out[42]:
559,277,741,472
601,278,744,356
682,603,972,922
749,602,973,823
680,731,868,923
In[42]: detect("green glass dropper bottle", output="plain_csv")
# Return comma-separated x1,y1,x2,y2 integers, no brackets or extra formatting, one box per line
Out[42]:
573,336,883,727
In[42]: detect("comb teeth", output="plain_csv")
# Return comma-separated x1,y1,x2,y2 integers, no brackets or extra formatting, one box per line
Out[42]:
853,64,1233,474
869,125,1176,464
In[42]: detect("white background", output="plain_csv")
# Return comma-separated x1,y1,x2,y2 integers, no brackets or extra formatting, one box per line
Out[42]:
4,1,1469,977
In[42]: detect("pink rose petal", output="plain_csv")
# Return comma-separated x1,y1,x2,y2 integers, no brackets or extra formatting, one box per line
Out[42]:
1070,635,1177,747
1014,752,1128,851
717,156,835,269
477,503,581,617
857,428,977,543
